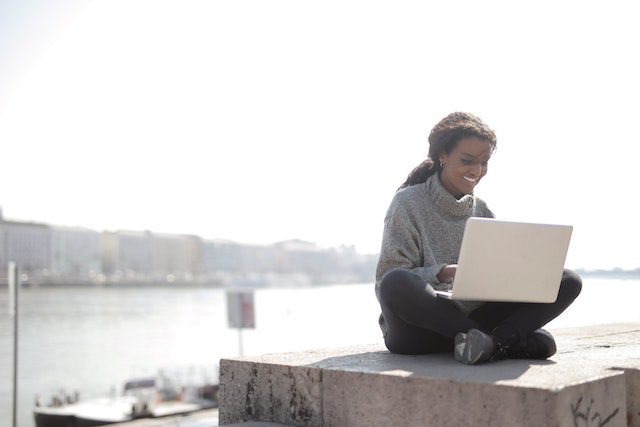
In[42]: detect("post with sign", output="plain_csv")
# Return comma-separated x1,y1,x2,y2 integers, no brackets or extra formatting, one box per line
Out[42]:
226,291,255,357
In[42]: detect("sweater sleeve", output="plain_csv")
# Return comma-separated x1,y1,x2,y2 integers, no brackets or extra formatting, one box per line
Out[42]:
375,196,446,301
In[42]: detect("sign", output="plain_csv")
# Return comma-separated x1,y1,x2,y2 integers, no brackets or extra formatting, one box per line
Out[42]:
226,291,255,329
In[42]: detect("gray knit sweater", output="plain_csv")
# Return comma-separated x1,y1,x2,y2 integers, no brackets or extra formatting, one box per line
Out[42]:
375,173,494,328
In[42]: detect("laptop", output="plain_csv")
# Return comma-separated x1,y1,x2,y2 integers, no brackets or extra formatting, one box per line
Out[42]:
433,217,572,303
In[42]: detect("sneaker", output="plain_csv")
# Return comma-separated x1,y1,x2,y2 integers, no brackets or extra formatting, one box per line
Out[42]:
507,329,556,360
454,329,505,365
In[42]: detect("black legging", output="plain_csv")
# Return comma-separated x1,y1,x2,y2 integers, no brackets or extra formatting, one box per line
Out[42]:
378,268,582,355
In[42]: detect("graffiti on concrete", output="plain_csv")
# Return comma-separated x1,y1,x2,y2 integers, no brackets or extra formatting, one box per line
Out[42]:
571,396,619,427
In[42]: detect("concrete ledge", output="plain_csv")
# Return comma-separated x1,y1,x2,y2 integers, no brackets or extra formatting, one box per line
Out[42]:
219,324,640,427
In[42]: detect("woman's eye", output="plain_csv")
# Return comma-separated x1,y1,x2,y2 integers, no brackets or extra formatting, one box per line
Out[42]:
461,159,473,165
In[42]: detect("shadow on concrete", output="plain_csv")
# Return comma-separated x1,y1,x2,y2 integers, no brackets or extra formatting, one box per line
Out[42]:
305,350,555,384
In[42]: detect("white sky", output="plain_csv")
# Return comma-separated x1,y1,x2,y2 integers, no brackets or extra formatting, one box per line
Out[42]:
1,1,639,269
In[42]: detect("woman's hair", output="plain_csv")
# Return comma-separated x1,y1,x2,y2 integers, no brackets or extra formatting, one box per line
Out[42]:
398,112,497,191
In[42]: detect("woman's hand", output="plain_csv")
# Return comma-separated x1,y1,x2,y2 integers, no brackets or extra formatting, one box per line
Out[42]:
437,264,458,284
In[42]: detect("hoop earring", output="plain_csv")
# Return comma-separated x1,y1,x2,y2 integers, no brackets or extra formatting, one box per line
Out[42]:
440,161,445,168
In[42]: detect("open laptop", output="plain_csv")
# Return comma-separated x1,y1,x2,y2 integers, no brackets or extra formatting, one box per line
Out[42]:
433,218,572,303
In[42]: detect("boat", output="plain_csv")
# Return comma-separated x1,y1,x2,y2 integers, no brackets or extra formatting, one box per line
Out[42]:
34,396,137,427
34,375,218,427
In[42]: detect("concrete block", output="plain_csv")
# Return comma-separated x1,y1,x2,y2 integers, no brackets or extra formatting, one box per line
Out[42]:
613,367,640,427
319,351,627,427
219,345,391,426
219,358,322,426
554,323,640,426
322,367,625,427
219,324,640,427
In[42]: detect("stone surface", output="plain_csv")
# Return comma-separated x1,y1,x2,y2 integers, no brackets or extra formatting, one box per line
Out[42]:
621,368,640,427
320,355,626,427
554,324,640,426
219,323,640,427
219,358,322,426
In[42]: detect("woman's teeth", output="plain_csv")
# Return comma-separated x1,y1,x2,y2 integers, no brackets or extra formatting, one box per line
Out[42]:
463,176,478,183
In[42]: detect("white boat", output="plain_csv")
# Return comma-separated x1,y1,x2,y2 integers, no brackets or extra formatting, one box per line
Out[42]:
33,396,137,427
34,375,218,427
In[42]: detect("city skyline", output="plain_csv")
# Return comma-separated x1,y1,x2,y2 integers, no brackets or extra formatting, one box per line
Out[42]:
0,207,377,286
0,206,367,251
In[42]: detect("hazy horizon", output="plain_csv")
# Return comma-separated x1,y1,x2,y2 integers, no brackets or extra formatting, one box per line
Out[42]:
1,1,639,270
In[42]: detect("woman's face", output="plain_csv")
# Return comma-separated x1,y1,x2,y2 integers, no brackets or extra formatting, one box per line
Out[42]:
439,136,493,199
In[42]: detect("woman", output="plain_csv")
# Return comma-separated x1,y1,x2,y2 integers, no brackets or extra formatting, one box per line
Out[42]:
375,112,582,365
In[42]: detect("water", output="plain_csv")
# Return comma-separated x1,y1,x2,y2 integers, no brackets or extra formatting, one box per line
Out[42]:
1,277,639,427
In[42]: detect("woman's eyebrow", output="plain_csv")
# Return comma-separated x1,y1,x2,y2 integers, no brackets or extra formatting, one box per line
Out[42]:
461,152,491,160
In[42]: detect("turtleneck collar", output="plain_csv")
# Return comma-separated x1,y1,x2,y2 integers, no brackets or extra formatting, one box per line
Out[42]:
425,172,476,218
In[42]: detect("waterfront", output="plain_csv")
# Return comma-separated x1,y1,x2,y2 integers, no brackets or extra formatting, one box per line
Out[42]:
1,277,639,427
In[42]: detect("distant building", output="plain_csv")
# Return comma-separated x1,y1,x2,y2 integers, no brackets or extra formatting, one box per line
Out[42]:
50,225,101,277
270,240,377,283
241,244,278,273
101,230,155,279
0,219,51,275
185,235,204,276
101,231,119,276
273,239,334,278
152,233,203,280
203,240,246,273
203,239,280,274
101,231,204,282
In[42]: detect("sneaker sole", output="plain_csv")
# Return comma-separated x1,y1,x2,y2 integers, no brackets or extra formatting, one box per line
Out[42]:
454,333,467,361
455,329,494,365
